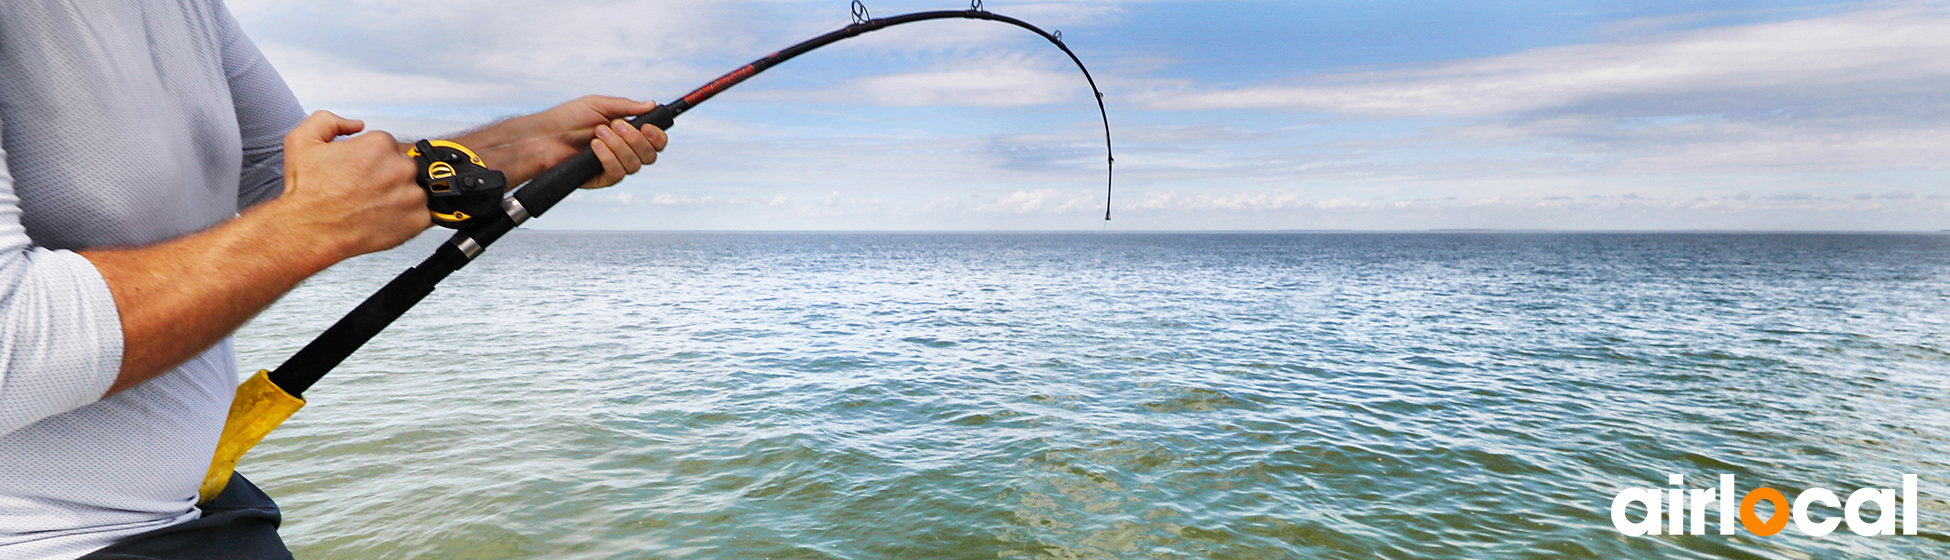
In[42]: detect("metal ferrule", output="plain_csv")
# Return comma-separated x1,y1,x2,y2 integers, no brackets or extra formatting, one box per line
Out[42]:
503,197,531,224
452,235,484,259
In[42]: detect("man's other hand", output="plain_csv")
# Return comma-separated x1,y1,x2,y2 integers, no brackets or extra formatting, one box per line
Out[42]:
455,95,670,189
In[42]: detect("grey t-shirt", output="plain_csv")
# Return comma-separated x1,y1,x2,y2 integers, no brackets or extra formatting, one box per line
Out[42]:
0,1,305,558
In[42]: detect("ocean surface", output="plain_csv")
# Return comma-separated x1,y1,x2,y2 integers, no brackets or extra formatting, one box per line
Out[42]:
232,232,1950,559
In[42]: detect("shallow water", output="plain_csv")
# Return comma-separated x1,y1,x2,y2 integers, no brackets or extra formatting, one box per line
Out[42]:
233,232,1950,559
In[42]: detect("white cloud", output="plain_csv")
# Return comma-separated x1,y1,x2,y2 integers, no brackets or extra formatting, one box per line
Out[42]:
976,189,1100,213
233,0,777,109
1129,191,1371,211
1100,189,1950,231
647,193,717,206
230,0,1950,230
234,0,1144,111
979,189,1056,212
747,54,1093,107
1156,3,1950,118
814,0,1145,56
256,46,521,108
1101,2,1950,183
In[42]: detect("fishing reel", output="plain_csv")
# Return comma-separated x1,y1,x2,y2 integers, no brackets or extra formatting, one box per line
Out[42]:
407,139,506,228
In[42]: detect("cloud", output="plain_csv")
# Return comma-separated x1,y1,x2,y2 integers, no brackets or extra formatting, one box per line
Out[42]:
231,1,1950,230
233,0,1146,111
744,54,1095,107
1415,109,1950,174
1155,3,1950,119
1109,3,1950,179
1128,191,1374,211
976,189,1100,213
647,193,716,206
231,0,787,109
979,189,1057,212
255,46,521,108
815,0,1146,56
1102,189,1950,231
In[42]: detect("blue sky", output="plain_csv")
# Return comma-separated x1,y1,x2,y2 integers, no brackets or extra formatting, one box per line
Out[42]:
229,0,1950,230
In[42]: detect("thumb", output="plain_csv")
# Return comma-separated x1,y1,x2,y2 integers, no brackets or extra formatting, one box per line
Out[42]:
580,95,657,119
286,110,365,149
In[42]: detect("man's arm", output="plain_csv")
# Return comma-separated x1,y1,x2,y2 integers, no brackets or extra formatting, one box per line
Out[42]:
85,112,425,397
85,100,670,398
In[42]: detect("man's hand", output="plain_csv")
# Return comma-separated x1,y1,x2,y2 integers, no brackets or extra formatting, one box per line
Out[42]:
275,111,427,260
452,95,670,189
84,110,429,397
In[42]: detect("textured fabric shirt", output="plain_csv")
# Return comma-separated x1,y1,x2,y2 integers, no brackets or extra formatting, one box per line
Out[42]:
0,1,305,558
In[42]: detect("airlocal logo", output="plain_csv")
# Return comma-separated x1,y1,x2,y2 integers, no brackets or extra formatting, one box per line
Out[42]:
1611,474,1919,537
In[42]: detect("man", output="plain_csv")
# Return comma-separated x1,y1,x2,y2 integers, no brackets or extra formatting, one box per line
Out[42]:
0,1,667,558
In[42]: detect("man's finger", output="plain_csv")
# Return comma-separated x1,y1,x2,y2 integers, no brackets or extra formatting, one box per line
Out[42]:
588,137,625,188
596,122,643,175
639,124,668,153
348,130,398,150
610,121,657,169
286,111,364,147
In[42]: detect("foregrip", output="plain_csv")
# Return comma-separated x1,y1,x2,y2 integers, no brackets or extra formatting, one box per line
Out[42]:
512,105,678,218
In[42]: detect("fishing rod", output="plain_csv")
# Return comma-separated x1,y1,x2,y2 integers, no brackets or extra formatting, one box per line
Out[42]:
198,1,1115,502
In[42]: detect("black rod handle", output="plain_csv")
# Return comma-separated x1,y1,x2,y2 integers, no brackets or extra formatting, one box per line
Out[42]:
268,243,470,397
269,105,679,397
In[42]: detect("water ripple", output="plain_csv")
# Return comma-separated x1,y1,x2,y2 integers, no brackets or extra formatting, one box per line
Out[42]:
234,232,1950,559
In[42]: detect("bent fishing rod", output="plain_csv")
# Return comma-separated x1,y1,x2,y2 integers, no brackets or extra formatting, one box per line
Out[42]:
198,1,1115,502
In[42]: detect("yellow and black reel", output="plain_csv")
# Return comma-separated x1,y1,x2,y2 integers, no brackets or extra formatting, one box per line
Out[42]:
407,140,506,228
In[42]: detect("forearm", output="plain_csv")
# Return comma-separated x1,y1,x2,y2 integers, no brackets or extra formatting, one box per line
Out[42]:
449,115,562,186
81,197,350,397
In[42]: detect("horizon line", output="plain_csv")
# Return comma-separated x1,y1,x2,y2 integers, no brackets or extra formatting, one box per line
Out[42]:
497,228,1950,235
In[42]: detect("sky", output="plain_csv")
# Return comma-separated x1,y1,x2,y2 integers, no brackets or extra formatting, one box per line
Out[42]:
227,0,1950,231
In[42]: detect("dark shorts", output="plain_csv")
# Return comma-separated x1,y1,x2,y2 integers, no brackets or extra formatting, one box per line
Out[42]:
78,473,292,560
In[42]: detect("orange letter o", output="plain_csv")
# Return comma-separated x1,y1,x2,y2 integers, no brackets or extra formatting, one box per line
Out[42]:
1741,488,1790,536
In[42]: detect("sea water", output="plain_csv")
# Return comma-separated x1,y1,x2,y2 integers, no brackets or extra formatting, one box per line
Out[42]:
233,232,1950,559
